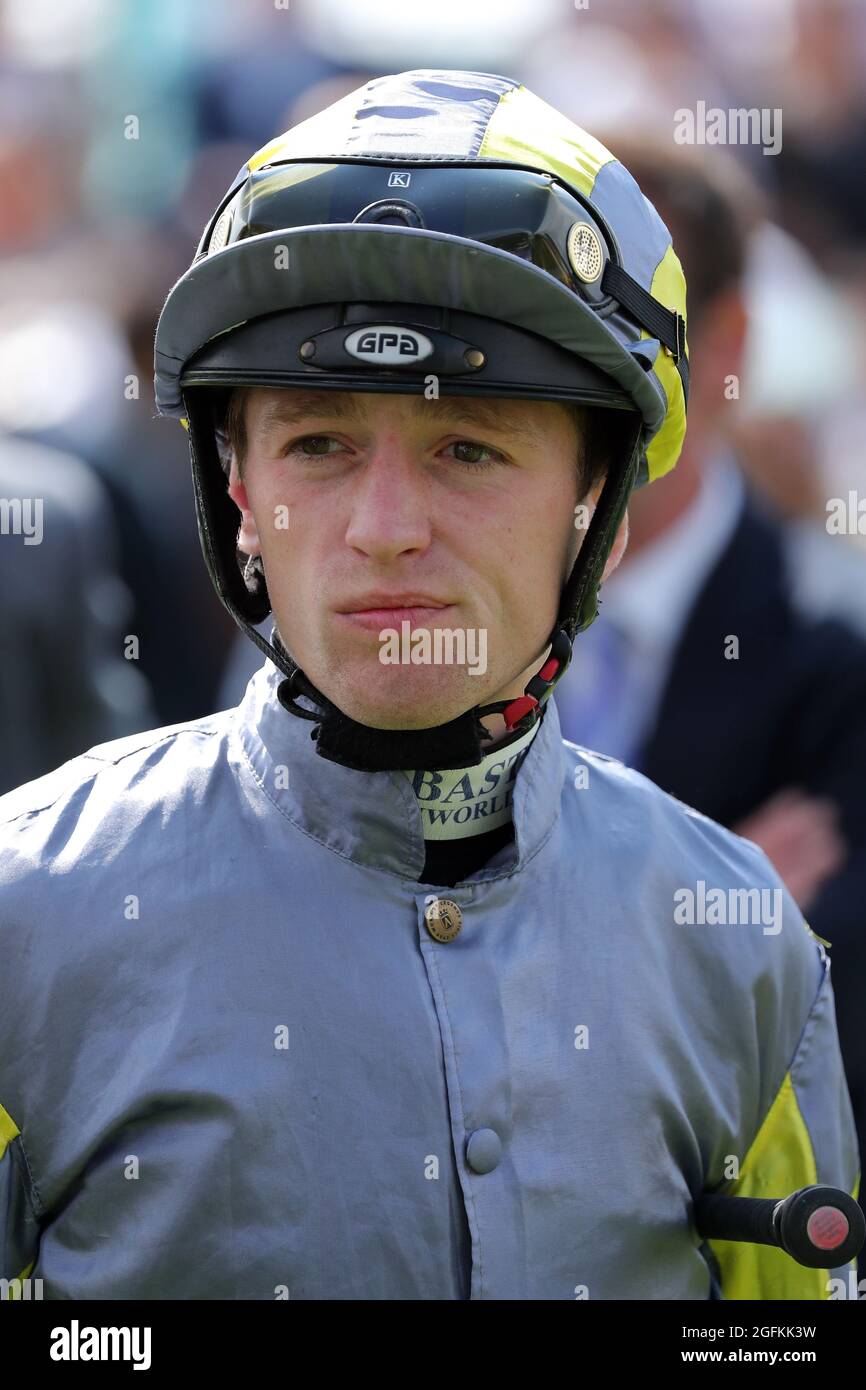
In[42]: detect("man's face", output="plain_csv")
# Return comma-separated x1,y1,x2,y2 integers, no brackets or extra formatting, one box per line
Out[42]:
228,388,619,732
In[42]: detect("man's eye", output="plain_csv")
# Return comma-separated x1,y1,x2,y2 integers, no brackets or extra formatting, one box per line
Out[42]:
443,440,500,469
285,435,344,457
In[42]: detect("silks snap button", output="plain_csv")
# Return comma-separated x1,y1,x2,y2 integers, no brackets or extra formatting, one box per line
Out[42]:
424,897,463,943
466,1128,502,1174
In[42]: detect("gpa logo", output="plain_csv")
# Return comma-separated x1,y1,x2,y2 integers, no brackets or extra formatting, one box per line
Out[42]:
345,326,433,366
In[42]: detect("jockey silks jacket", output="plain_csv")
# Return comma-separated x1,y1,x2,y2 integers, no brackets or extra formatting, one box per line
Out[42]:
0,658,860,1300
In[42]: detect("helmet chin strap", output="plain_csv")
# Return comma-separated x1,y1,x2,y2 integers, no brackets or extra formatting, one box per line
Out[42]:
271,627,569,774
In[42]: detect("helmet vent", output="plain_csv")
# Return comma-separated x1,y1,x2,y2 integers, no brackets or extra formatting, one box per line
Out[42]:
567,221,604,284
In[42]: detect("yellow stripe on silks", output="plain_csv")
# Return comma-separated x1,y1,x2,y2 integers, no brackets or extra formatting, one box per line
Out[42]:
477,84,615,200
803,918,833,951
708,1071,832,1299
645,242,688,484
1,1104,37,1299
0,1101,20,1161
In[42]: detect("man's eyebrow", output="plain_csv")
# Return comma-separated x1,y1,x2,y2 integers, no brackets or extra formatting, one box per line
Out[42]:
424,397,547,447
254,391,366,437
253,390,550,447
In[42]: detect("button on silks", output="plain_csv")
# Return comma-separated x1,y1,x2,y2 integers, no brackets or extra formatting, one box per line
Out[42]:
424,897,463,943
466,1129,502,1174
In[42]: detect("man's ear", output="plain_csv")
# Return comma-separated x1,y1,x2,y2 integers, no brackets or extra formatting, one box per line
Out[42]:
226,458,262,557
578,474,629,582
601,506,629,582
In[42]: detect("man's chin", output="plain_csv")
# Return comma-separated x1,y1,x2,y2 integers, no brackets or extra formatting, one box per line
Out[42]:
312,662,490,731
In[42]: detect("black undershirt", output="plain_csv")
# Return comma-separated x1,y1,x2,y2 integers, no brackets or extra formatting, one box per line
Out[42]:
420,819,516,888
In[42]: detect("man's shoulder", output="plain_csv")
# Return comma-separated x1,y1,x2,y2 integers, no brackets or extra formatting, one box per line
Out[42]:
561,736,827,1018
562,736,797,894
0,709,234,838
565,736,743,829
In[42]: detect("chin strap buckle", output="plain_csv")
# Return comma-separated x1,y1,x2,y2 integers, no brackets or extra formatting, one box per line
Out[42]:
502,693,539,731
500,627,573,732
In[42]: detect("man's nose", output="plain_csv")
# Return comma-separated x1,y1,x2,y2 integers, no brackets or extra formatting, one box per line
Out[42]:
343,444,433,561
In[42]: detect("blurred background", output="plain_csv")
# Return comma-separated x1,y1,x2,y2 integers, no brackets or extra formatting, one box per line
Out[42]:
2,0,866,1235
2,0,865,759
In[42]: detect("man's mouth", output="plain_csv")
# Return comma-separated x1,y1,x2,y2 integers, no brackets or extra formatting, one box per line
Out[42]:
337,605,455,631
335,594,455,631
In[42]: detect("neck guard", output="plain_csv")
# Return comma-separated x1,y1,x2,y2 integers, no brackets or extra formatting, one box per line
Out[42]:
399,718,541,839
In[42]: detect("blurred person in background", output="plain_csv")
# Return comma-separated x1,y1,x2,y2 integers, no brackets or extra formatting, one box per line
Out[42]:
554,137,866,1242
0,66,157,783
0,434,154,793
0,48,249,726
